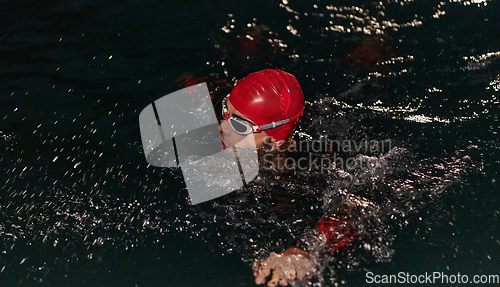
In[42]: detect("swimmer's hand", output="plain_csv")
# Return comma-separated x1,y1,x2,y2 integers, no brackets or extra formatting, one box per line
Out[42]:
253,247,316,286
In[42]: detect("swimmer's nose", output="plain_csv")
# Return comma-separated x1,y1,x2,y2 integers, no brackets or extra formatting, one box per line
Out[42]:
219,121,233,136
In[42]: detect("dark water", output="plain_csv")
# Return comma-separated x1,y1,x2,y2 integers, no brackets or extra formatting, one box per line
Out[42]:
1,0,499,286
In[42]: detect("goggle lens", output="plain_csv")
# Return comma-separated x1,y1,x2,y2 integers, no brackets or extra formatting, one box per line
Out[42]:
228,117,253,135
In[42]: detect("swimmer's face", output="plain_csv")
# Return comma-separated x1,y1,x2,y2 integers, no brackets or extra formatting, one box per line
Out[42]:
218,98,270,148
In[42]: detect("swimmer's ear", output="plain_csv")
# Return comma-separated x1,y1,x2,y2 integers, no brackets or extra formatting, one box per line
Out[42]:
263,136,274,147
267,137,291,152
263,137,278,151
274,139,285,148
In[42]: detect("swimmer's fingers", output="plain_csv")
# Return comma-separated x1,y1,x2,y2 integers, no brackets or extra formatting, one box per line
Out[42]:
272,255,297,286
267,265,283,287
293,259,306,280
254,253,278,285
291,254,316,280
278,278,288,286
254,260,270,285
281,258,296,281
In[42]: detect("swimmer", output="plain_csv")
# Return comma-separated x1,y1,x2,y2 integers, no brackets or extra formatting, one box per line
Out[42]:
217,69,359,286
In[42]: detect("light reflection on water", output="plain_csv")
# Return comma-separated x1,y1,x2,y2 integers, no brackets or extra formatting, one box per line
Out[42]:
1,0,499,286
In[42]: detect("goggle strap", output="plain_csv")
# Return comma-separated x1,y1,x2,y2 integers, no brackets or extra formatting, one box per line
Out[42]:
258,107,304,131
259,119,289,131
222,94,230,119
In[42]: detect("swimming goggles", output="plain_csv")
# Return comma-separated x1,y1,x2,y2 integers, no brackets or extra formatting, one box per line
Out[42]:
221,94,303,135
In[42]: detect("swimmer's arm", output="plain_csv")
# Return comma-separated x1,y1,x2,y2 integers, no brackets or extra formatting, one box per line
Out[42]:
252,216,359,286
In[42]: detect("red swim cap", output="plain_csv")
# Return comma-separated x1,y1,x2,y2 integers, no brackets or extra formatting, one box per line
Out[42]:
229,69,304,141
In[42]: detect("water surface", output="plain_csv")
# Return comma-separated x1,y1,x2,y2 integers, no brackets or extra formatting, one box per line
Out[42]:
1,0,499,286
